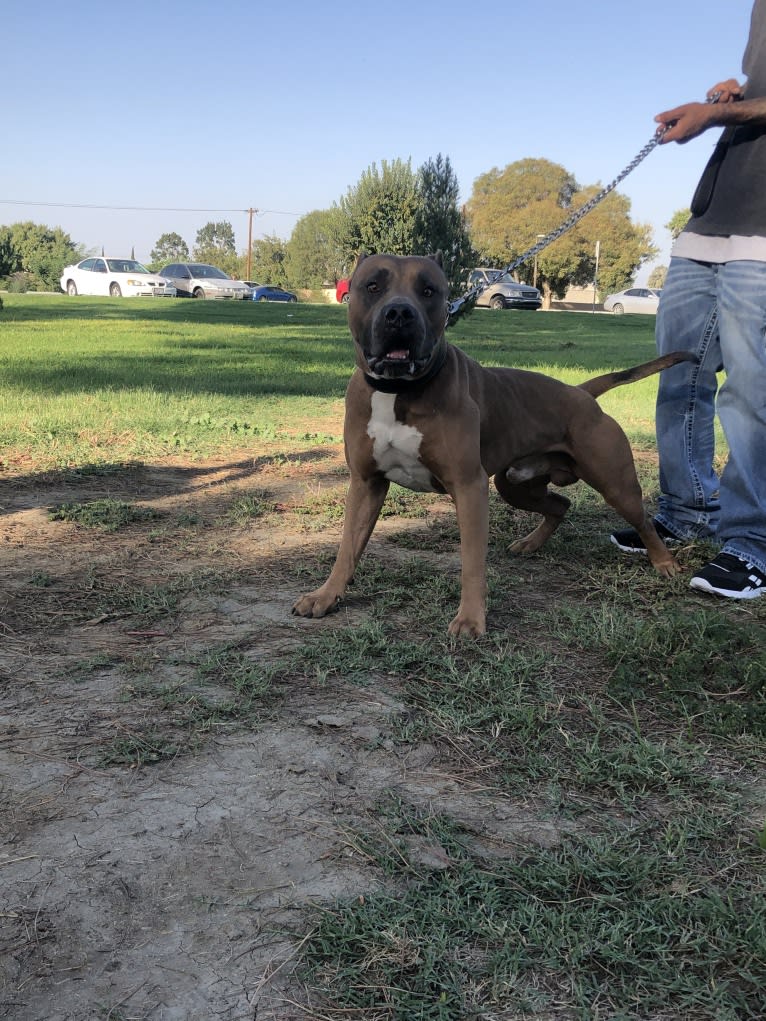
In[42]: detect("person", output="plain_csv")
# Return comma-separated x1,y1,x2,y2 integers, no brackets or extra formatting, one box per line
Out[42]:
611,0,766,599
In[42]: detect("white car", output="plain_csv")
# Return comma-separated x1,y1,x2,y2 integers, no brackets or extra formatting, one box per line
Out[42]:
158,262,252,299
60,258,177,298
603,287,661,315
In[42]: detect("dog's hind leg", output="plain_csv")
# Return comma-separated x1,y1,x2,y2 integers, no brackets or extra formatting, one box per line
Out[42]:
573,420,682,578
494,471,571,554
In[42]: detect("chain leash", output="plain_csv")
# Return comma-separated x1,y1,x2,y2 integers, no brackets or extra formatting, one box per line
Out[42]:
447,92,723,326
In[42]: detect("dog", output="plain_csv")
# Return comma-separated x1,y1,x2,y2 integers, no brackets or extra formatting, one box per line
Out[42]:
293,252,692,637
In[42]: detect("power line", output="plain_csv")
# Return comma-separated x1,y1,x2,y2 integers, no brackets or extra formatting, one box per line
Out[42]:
0,198,303,216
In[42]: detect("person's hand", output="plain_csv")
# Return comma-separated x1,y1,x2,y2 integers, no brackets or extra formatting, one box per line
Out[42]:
654,102,717,143
655,79,745,144
708,78,744,103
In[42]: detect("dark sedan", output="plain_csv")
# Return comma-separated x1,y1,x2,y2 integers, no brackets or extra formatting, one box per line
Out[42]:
246,283,297,303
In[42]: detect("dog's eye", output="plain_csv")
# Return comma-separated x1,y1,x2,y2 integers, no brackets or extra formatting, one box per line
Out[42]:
423,286,434,297
367,282,379,294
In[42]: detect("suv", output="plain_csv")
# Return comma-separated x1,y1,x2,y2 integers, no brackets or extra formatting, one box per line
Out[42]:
467,268,542,311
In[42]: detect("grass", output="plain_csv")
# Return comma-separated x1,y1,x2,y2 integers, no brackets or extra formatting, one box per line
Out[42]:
4,294,763,1019
49,497,162,530
301,802,764,1020
0,292,722,468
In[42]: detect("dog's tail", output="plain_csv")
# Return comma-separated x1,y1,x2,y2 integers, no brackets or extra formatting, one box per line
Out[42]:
579,351,697,399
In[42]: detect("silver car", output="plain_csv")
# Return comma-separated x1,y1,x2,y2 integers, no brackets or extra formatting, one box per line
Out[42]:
159,262,252,299
603,287,662,315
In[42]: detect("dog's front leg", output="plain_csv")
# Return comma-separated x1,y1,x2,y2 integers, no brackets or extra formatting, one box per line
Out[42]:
449,475,490,637
293,474,389,619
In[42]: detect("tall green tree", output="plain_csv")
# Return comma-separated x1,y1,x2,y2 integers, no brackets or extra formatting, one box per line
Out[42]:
193,221,239,274
284,209,345,288
336,158,419,258
247,234,289,288
648,265,668,288
666,208,691,240
150,232,190,266
465,158,656,305
413,153,474,293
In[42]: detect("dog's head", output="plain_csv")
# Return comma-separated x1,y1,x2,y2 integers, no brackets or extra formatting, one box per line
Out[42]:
348,252,449,381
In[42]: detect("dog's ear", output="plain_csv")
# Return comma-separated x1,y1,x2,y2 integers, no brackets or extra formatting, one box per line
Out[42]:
427,251,444,268
353,252,368,272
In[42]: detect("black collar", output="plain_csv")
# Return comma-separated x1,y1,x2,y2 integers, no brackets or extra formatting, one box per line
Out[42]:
363,341,448,394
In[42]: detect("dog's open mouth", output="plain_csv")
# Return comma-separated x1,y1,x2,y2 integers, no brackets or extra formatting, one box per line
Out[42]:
366,348,424,378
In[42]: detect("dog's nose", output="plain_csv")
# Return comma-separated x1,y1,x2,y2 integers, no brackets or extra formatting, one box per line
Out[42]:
384,303,415,329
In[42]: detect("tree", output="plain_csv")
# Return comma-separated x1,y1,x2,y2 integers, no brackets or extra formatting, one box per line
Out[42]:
465,158,656,306
0,221,80,289
413,154,474,293
666,208,691,240
247,234,289,287
284,209,345,288
648,265,668,288
335,158,419,258
193,221,239,274
150,232,189,266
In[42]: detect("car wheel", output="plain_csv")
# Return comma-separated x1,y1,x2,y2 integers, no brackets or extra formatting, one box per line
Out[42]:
192,287,206,299
612,303,625,315
66,280,77,296
489,295,505,310
258,296,269,302
289,296,297,303
109,283,122,298
341,293,350,304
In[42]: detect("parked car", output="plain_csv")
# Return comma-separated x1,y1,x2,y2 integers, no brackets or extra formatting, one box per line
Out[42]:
245,283,297,303
336,278,350,303
467,267,542,311
603,287,662,314
60,258,177,298
158,262,251,299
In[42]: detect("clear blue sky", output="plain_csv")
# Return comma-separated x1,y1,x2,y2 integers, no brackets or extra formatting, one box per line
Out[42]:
3,0,753,283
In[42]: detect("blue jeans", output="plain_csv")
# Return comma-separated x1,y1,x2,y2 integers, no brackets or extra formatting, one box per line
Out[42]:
655,256,766,575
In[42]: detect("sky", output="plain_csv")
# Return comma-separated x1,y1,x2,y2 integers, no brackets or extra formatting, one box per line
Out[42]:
2,0,754,285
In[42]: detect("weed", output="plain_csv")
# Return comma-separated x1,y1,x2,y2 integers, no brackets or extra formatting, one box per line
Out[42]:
49,498,161,531
97,731,181,767
225,489,276,524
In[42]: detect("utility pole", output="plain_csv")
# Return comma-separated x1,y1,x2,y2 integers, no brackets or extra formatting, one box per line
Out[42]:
245,207,257,281
532,233,545,288
592,240,601,313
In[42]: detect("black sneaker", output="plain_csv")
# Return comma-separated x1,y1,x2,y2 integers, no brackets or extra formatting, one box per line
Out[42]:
690,552,766,599
610,520,682,555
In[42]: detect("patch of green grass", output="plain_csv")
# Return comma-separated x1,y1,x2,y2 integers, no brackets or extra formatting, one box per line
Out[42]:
97,731,181,767
195,644,277,704
0,294,701,469
542,598,766,742
301,803,765,1021
80,568,236,626
225,488,277,524
49,498,161,531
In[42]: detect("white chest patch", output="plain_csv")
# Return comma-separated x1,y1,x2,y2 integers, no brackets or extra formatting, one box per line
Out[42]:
366,392,436,492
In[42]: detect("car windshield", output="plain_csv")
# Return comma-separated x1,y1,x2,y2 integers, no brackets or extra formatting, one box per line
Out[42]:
189,264,230,279
497,273,523,285
106,259,150,274
649,289,662,297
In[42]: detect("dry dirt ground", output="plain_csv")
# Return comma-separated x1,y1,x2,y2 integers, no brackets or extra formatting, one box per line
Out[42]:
1,446,565,1021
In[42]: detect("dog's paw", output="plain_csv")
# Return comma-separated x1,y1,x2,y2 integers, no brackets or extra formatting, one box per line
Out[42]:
447,610,486,638
652,555,683,579
292,589,341,619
